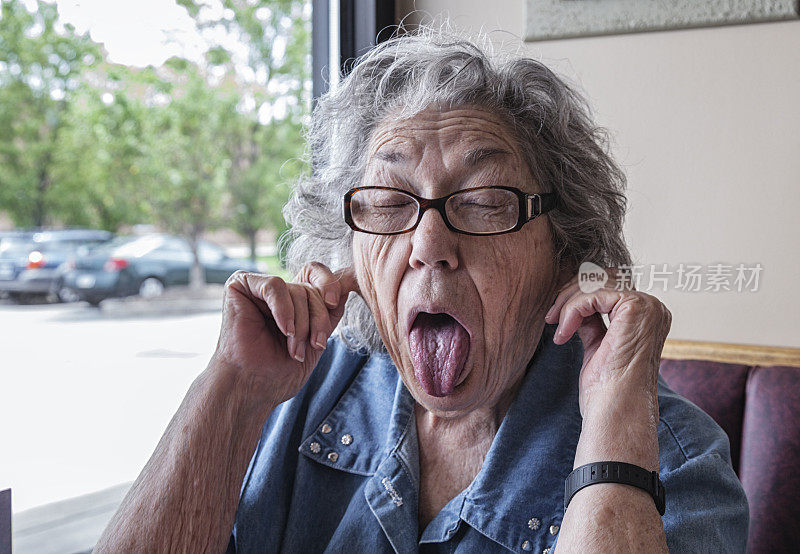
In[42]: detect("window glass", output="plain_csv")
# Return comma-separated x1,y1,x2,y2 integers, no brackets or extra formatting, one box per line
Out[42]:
115,236,168,258
0,239,34,256
0,2,308,546
198,241,226,264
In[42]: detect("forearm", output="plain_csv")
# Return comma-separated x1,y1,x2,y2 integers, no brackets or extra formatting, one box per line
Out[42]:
556,392,668,553
95,360,276,553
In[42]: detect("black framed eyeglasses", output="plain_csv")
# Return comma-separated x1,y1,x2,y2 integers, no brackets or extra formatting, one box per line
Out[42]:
343,186,557,236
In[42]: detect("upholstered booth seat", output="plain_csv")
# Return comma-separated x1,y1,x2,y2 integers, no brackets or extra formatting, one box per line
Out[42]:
660,351,800,554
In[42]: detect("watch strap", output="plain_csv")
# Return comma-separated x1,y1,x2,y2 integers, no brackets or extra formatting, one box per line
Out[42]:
564,461,666,516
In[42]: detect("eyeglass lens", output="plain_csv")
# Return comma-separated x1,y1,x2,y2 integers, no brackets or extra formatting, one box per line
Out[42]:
349,188,520,234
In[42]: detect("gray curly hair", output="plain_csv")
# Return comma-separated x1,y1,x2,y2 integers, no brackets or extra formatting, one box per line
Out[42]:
283,27,631,353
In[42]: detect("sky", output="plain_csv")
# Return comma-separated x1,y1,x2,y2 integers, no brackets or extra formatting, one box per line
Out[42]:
49,0,208,67
12,0,311,123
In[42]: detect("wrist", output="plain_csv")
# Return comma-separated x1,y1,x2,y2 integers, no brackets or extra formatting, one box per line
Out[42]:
582,385,658,424
574,392,660,471
203,356,280,423
565,460,666,516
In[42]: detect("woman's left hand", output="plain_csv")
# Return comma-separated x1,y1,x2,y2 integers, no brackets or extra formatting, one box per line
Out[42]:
548,271,672,545
544,267,672,421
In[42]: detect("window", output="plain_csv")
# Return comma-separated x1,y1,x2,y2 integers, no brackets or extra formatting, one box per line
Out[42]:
311,0,395,99
2,1,394,550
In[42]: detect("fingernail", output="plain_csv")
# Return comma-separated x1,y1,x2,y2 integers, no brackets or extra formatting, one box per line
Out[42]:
325,291,337,307
294,342,305,362
315,332,326,349
286,322,295,338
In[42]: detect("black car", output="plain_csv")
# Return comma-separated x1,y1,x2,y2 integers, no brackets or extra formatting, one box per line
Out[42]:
61,234,259,306
0,229,113,302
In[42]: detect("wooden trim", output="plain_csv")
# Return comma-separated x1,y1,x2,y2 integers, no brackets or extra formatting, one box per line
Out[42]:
662,339,800,368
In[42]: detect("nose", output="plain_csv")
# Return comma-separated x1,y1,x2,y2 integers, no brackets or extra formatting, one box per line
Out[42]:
408,207,459,270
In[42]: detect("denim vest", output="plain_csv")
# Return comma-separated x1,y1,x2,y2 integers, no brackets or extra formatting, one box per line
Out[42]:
229,324,748,553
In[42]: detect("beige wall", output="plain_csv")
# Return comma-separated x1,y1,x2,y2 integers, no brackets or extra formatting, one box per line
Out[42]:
397,1,800,348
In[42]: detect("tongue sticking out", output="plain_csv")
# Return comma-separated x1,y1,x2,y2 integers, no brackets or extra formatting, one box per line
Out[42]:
408,313,470,397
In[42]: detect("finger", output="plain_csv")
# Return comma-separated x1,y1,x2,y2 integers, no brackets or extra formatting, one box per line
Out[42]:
329,267,360,318
555,289,623,344
576,312,606,359
298,263,361,309
546,266,627,324
226,272,293,333
253,274,296,338
299,262,340,309
606,267,635,292
334,267,360,297
287,286,310,362
545,280,580,323
303,283,333,350
225,271,268,312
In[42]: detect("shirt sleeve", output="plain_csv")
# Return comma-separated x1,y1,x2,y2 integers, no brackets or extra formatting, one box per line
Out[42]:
661,451,749,553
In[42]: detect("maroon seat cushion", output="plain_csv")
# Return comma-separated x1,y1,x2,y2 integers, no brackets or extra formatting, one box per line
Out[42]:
740,366,800,553
659,359,749,474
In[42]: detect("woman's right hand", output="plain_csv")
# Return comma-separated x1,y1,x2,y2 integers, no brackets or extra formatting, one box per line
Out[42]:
211,262,359,408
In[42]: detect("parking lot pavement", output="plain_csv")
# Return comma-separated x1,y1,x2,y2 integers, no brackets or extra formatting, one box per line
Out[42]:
0,301,223,513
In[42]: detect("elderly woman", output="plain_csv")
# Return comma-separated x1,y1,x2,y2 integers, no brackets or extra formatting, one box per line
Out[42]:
97,31,748,553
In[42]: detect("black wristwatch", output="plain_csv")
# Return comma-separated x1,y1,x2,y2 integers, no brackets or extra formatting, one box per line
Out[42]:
564,461,666,516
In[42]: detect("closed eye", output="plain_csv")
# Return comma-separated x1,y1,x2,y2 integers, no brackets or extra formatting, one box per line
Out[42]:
374,201,413,208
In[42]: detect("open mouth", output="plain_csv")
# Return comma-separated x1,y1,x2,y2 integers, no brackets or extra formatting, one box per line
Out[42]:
408,312,471,397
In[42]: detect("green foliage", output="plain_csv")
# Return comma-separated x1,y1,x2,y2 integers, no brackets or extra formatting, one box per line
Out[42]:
144,60,236,240
0,0,99,227
205,46,231,66
176,0,311,257
0,0,311,264
50,81,151,230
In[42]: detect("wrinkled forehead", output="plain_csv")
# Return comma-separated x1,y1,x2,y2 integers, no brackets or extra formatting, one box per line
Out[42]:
366,107,523,168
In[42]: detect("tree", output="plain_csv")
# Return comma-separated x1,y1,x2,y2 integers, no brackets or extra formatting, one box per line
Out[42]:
50,70,153,230
0,0,311,285
225,111,304,260
178,0,311,261
144,57,237,288
0,0,99,227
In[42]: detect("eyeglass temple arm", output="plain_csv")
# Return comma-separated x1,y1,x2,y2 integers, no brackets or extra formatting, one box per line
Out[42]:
527,193,557,219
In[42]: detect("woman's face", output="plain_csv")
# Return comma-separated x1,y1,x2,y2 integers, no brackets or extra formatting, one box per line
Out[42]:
353,107,559,417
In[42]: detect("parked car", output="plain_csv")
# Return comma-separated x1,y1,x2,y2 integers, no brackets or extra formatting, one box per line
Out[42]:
0,230,36,252
61,234,259,306
0,230,35,299
0,229,113,302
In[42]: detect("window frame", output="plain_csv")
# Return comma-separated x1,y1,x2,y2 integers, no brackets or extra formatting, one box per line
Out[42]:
311,0,395,100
